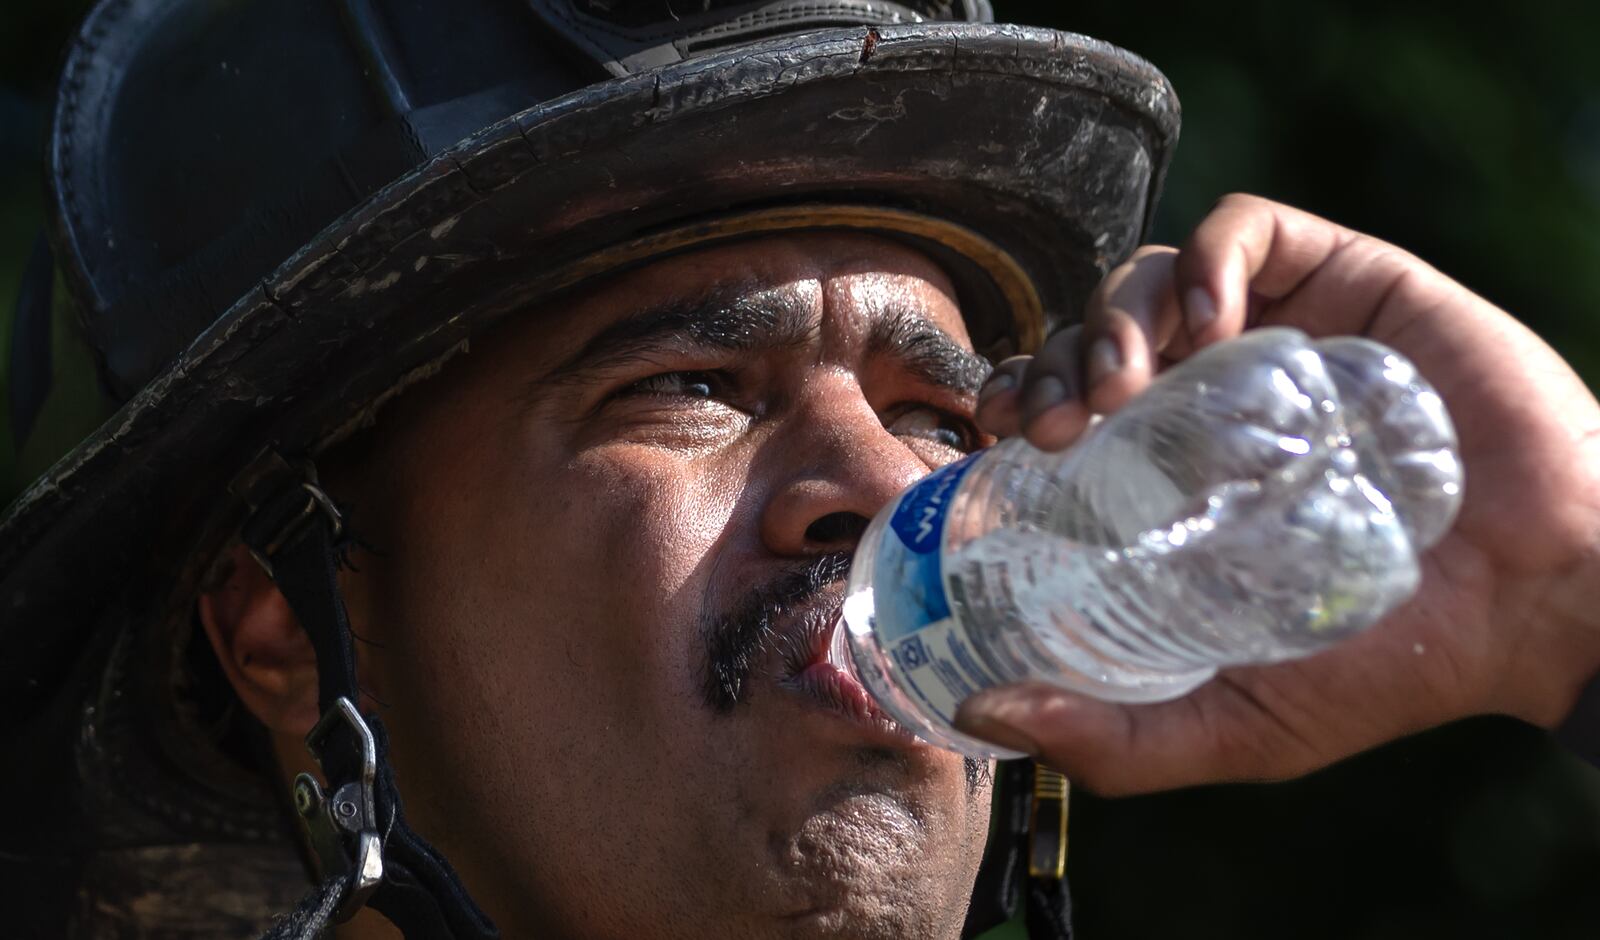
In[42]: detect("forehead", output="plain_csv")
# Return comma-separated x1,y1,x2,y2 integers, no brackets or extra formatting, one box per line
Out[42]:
539,231,971,345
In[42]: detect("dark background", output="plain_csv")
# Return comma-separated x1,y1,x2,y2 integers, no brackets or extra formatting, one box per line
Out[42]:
4,2,1599,938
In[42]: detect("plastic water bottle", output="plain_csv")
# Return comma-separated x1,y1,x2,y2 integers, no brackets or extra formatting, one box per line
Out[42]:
833,327,1464,758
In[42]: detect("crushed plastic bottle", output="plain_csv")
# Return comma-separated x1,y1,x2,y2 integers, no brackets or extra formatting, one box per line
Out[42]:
833,327,1464,758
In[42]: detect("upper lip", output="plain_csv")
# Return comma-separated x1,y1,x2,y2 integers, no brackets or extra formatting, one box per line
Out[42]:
769,586,916,746
772,585,846,680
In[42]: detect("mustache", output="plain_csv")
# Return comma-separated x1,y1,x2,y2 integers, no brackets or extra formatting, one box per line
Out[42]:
701,552,853,714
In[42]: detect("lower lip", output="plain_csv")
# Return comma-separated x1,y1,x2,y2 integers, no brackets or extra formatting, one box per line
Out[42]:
785,661,918,746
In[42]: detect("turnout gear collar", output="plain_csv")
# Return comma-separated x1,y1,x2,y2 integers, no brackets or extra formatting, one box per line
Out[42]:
1,0,1179,936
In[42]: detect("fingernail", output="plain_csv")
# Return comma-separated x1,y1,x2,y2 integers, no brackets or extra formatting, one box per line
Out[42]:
1185,286,1218,336
1025,375,1068,415
1086,336,1122,387
978,371,1017,402
957,692,1043,756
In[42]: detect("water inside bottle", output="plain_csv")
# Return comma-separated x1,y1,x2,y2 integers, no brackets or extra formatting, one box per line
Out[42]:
839,329,1464,758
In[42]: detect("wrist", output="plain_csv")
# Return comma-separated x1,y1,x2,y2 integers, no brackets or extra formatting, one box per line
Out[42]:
1521,548,1600,732
1482,542,1600,734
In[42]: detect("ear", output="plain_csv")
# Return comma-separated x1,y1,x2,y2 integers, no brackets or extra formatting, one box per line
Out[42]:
197,544,322,736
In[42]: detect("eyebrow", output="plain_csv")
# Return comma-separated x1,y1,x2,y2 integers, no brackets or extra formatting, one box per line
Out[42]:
539,281,815,385
867,305,992,395
534,278,991,396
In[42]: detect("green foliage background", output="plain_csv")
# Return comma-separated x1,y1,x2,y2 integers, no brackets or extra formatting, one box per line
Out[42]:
3,2,1599,937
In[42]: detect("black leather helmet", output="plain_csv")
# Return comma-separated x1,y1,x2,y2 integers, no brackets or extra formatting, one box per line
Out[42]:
1,1,1178,936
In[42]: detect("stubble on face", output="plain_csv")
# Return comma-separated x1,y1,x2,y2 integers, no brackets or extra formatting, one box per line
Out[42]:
698,550,990,792
328,234,995,939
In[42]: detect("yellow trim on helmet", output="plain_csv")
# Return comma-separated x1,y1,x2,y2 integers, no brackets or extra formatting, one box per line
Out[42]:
543,204,1047,354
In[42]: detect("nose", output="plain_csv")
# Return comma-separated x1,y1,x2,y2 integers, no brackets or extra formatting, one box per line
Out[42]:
758,381,932,558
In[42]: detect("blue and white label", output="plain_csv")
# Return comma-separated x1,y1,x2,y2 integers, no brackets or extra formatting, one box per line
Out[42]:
872,453,1004,724
877,453,979,638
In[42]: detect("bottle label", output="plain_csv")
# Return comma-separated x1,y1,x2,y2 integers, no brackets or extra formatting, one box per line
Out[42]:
883,452,979,622
875,452,1004,725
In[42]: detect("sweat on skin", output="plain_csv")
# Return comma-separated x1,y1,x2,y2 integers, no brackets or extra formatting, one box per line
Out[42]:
200,233,999,939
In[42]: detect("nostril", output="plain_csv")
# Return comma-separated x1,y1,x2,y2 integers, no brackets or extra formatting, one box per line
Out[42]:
805,511,868,546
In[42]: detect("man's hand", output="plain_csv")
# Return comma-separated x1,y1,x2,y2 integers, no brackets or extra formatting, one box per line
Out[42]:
953,194,1600,795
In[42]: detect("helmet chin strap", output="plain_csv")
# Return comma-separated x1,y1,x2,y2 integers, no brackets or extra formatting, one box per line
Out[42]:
235,450,1074,940
238,453,498,940
960,761,1076,940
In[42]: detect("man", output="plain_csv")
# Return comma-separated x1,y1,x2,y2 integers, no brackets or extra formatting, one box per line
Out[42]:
2,2,1596,939
203,232,1002,938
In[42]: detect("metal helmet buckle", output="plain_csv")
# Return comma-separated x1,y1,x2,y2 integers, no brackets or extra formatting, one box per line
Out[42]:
293,697,385,921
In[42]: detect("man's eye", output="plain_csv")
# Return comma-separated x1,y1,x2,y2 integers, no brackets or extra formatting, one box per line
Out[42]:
887,407,976,454
626,370,726,399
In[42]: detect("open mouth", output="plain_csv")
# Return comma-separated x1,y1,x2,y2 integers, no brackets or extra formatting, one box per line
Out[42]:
773,596,916,746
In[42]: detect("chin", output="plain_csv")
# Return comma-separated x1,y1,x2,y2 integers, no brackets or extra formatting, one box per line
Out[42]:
772,880,961,940
758,788,968,939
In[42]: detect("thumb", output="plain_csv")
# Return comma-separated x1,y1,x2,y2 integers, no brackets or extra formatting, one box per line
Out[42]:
953,679,1306,795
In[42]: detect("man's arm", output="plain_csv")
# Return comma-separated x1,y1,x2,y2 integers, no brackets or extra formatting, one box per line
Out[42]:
953,194,1600,795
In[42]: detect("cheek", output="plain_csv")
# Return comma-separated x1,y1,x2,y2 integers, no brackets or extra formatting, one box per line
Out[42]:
561,454,730,605
367,441,757,905
458,444,748,733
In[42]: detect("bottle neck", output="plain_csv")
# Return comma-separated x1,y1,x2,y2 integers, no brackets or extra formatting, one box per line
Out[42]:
826,610,857,679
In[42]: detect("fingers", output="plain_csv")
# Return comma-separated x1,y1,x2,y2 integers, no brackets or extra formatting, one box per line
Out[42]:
975,329,1093,450
977,194,1453,451
974,355,1031,439
957,194,1591,795
953,682,1226,795
1018,326,1091,450
1170,193,1439,343
1078,246,1185,415
1175,193,1345,323
975,247,1197,450
952,676,1328,796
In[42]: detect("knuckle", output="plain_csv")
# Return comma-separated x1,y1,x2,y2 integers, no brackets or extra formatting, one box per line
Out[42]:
1361,241,1425,276
1128,243,1177,262
1213,191,1266,212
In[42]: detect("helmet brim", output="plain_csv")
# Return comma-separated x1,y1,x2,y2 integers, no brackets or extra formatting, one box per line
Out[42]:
0,23,1177,708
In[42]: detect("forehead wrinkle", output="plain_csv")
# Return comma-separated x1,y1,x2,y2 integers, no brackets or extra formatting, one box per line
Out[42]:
866,303,992,396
